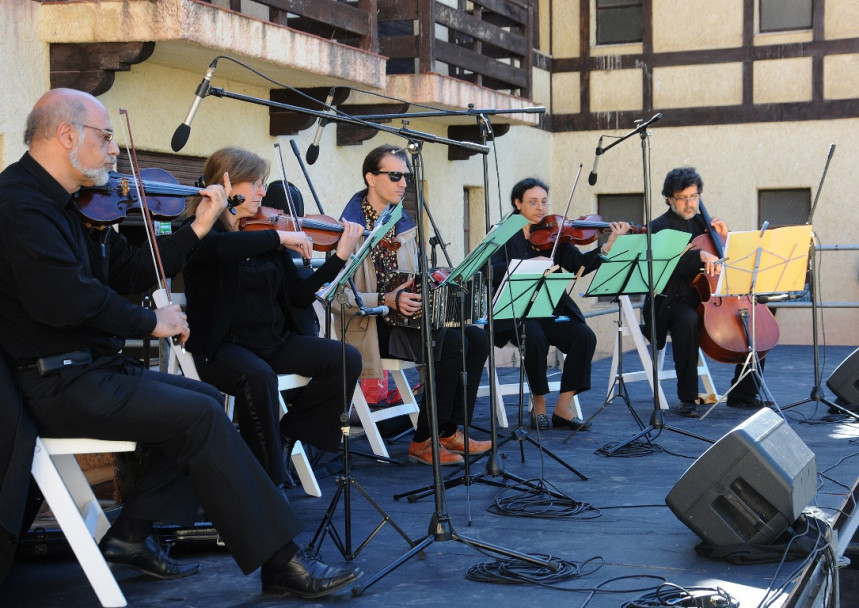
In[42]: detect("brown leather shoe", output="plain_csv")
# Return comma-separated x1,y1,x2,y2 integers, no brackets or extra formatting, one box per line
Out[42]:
407,438,463,466
439,429,491,455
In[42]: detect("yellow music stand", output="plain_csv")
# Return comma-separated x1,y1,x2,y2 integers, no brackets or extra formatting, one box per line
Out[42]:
702,225,812,418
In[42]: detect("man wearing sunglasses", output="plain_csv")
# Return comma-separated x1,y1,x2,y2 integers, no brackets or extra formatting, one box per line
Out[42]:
338,144,491,466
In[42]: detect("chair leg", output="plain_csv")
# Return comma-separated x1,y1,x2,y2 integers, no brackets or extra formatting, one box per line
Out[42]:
288,441,321,497
31,442,127,607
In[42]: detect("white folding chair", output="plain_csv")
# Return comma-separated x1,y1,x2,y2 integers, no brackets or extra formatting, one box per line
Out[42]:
608,295,719,410
315,302,421,459
31,436,137,607
349,358,420,459
478,348,583,423
155,291,320,497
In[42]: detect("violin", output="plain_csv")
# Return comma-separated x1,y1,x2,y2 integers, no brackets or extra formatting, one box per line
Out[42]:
690,201,779,364
238,206,401,252
528,214,646,250
73,168,243,226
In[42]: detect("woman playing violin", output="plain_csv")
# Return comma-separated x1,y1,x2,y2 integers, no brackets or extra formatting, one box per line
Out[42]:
491,177,630,431
182,146,364,491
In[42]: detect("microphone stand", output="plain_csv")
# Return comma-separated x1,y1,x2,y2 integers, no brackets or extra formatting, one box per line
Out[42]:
392,113,536,506
354,141,559,596
783,144,856,419
594,115,714,455
197,75,556,589
308,281,417,560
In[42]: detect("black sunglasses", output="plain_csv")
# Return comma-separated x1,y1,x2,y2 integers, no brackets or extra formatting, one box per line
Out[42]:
373,170,413,183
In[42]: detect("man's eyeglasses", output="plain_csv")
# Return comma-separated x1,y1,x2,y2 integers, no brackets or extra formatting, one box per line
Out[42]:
671,193,700,203
522,200,550,207
373,170,413,183
73,123,115,145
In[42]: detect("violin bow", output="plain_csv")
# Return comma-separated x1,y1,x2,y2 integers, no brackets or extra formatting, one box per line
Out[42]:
548,163,584,263
117,109,183,348
273,143,311,266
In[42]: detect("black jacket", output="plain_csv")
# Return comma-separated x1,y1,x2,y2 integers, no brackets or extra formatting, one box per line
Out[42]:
643,209,710,349
182,221,346,360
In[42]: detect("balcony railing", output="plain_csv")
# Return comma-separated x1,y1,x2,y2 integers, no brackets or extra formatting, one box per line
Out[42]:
209,0,534,98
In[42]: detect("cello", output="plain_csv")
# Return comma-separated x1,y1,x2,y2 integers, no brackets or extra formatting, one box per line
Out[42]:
690,201,779,364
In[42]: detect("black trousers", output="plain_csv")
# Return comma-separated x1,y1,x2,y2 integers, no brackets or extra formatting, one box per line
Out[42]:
15,355,301,574
657,299,701,402
494,316,597,397
193,335,361,486
377,323,488,443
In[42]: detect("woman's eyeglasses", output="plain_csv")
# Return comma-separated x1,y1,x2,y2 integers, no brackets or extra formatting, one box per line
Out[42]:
373,170,413,183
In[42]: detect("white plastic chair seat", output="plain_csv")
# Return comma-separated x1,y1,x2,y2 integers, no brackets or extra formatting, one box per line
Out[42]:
31,436,137,607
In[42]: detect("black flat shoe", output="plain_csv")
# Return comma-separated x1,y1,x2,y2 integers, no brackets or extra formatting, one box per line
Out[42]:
551,413,591,431
261,548,362,598
99,533,199,580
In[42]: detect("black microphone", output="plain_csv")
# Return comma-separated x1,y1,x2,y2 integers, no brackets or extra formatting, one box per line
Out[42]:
588,136,604,186
305,88,336,165
357,304,390,316
171,59,218,152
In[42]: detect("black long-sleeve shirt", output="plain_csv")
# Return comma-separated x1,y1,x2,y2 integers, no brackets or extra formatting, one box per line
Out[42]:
0,153,201,366
182,221,346,360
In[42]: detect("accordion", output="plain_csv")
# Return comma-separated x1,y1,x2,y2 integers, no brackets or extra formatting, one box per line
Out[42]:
383,268,486,330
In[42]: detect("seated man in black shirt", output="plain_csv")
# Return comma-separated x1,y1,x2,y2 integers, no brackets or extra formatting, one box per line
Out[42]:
0,88,359,600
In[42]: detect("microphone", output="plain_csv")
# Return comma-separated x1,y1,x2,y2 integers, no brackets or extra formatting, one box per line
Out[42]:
588,136,604,186
756,292,805,304
305,88,336,165
171,59,218,152
357,304,390,316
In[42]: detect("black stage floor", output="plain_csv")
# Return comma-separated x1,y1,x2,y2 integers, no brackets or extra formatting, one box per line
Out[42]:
4,344,859,608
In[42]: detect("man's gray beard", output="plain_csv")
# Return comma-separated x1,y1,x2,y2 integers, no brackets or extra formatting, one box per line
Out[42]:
670,207,696,221
70,142,112,186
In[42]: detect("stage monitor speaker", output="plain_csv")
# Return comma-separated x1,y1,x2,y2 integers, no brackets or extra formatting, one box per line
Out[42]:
665,409,816,547
826,347,859,407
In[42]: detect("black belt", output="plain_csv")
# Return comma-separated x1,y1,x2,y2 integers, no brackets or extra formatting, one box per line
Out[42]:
14,348,93,375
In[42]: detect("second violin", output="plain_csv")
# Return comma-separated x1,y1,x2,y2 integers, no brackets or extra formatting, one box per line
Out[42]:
239,206,400,252
528,214,645,250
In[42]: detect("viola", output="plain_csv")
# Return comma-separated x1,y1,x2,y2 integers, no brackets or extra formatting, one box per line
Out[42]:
528,214,646,250
690,201,779,364
73,169,196,226
238,206,400,252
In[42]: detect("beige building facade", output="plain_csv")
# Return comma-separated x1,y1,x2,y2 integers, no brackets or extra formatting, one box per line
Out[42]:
1,0,857,366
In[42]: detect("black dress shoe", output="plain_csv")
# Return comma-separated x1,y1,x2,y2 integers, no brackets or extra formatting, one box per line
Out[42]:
261,548,362,598
678,401,700,418
551,413,591,431
99,533,199,580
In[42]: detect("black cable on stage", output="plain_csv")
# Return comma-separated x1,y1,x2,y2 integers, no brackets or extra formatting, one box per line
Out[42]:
621,582,739,608
596,439,663,457
487,478,600,519
465,553,602,585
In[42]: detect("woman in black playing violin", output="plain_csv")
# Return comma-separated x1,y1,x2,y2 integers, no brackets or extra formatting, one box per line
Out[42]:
491,177,629,431
182,146,363,491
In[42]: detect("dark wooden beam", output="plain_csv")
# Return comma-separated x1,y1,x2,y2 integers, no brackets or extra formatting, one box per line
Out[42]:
336,103,410,146
269,87,351,136
49,42,155,96
446,123,510,160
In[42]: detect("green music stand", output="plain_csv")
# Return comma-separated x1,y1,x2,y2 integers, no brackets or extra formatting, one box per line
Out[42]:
491,260,587,479
563,231,692,446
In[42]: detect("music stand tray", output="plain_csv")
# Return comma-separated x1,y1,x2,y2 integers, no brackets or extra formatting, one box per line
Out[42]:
701,225,811,419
